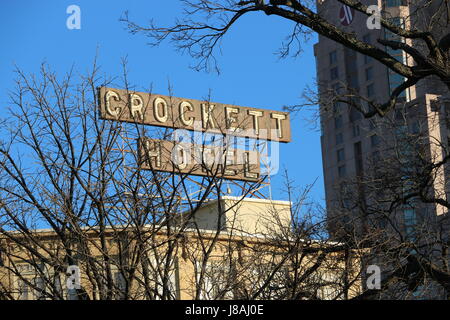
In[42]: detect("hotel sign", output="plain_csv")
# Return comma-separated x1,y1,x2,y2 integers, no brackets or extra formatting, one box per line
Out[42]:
138,138,261,182
98,87,291,142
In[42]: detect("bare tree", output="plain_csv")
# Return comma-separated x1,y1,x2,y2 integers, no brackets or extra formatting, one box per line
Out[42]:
0,60,261,300
121,0,450,117
326,104,450,299
0,61,372,300
118,0,450,299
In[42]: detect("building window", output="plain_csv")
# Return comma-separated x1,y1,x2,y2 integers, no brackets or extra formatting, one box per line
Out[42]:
378,215,388,229
372,150,380,162
389,72,407,96
68,288,80,300
385,0,404,7
342,198,352,210
331,82,340,94
370,134,380,147
385,16,408,101
352,124,360,137
337,148,345,162
394,108,404,121
367,83,375,97
198,262,235,299
411,121,420,134
330,67,339,80
338,165,347,178
329,50,337,65
334,115,343,129
333,101,341,114
349,107,362,122
404,207,417,241
336,132,343,145
365,67,373,81
354,141,363,175
34,277,45,300
53,274,63,299
18,279,30,300
114,271,126,300
363,35,372,64
348,76,359,89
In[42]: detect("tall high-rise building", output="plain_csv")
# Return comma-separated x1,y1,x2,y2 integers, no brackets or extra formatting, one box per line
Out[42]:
314,0,449,240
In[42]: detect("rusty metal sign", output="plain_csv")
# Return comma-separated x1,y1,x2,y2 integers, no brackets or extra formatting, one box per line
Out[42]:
138,138,261,182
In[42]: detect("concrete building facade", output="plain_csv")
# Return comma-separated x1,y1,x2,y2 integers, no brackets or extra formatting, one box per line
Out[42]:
314,0,450,240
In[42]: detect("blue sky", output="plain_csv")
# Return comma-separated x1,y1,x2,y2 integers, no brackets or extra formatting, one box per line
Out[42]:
0,1,323,204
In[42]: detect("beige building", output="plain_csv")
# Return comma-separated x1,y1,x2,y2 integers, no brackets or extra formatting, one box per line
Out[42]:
0,196,363,300
314,0,449,239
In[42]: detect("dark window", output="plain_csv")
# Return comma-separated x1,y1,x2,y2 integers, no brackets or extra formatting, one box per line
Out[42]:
333,101,341,114
335,115,343,129
372,150,380,162
18,279,30,300
348,76,359,89
363,35,372,64
395,109,404,121
343,198,352,210
332,83,340,93
367,83,375,97
385,0,404,7
330,67,339,80
385,16,407,98
365,67,373,81
337,148,345,162
336,132,344,145
354,141,363,175
353,124,360,137
378,215,388,229
338,165,347,178
349,104,362,122
411,121,420,134
329,50,337,65
404,207,417,241
371,134,380,147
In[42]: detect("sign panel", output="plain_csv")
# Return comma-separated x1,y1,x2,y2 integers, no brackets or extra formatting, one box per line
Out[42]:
138,138,261,182
98,87,291,143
